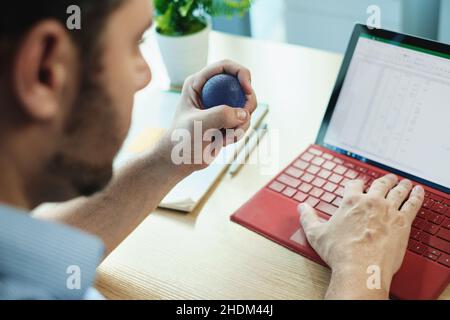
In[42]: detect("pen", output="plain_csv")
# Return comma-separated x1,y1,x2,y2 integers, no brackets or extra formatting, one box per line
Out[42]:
228,123,268,177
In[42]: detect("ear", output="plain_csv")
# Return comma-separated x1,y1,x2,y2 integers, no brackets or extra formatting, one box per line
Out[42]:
12,20,77,121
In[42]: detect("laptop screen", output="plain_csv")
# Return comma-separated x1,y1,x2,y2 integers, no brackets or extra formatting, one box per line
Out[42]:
318,26,450,192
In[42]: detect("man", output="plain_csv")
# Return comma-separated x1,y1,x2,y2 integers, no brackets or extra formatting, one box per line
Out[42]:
0,0,424,300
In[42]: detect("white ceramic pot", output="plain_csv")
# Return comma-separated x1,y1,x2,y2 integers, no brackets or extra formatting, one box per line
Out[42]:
156,24,211,87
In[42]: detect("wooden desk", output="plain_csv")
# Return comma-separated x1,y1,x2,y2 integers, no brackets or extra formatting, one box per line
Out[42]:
95,31,450,300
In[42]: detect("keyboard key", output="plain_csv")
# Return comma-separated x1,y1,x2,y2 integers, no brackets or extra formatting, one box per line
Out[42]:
317,201,338,216
323,161,336,171
412,217,426,229
301,173,315,183
427,212,444,225
305,196,320,208
408,240,427,255
410,228,426,241
423,222,439,235
307,165,320,174
443,218,450,229
437,254,450,267
269,181,285,192
301,152,314,161
422,235,450,254
431,202,448,215
437,228,450,242
282,187,297,198
344,162,355,169
332,157,344,164
312,177,326,188
418,209,431,220
293,191,308,202
323,153,333,160
424,252,439,261
344,169,358,179
429,193,444,203
285,167,304,178
332,196,343,207
333,165,347,175
329,173,343,184
321,192,336,203
312,157,325,166
318,169,332,179
298,183,313,193
423,199,434,209
335,187,345,197
310,187,324,198
340,178,351,187
443,205,449,216
369,171,380,178
323,182,338,193
293,159,309,170
309,148,323,156
426,247,442,257
277,174,301,188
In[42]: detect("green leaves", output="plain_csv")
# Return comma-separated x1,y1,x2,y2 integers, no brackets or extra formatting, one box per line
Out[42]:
155,2,175,33
154,0,254,36
154,0,170,14
209,0,253,17
179,0,194,17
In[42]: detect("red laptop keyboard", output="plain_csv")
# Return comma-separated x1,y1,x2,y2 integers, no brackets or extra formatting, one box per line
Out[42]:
266,146,450,268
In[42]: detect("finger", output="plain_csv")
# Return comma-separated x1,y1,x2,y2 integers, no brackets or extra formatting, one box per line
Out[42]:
242,87,258,115
232,120,251,141
201,105,249,130
386,179,413,209
400,185,425,221
367,174,398,197
343,179,364,198
180,75,203,110
298,204,324,246
191,60,253,95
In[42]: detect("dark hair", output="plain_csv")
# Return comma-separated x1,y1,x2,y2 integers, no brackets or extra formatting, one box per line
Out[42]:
0,0,123,72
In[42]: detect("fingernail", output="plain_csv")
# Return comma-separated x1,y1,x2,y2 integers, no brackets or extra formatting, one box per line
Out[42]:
237,109,248,121
413,185,424,193
401,179,412,186
386,173,397,180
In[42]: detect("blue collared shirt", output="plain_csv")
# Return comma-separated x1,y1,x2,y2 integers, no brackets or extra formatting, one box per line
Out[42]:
0,204,105,300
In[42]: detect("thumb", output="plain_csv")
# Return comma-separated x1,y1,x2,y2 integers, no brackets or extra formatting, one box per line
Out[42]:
297,203,323,244
201,105,249,130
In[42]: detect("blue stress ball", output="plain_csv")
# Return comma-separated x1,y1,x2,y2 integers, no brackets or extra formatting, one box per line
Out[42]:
201,74,246,109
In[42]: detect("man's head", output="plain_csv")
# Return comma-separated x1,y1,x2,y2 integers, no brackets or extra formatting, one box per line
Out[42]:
0,0,153,208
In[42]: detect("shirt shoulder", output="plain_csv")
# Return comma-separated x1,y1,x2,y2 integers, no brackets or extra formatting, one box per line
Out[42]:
0,204,105,300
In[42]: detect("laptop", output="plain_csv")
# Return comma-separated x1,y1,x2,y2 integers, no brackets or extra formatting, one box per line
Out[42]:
231,24,450,300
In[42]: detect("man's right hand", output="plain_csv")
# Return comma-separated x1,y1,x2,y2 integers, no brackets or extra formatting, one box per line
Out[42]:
160,60,258,174
297,174,425,299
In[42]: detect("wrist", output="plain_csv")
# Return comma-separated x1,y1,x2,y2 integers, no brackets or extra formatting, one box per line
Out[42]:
152,131,195,180
325,264,392,300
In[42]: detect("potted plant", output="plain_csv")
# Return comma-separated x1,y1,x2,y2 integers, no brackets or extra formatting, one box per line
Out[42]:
154,0,253,86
